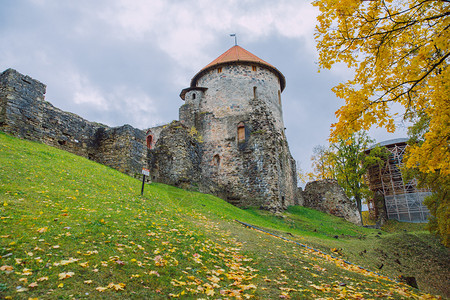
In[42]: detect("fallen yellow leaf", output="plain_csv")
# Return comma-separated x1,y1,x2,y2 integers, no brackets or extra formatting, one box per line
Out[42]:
0,265,13,271
96,286,108,292
37,276,48,282
58,272,74,280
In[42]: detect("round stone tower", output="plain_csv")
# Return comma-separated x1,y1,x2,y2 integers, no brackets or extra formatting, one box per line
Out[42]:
179,45,297,210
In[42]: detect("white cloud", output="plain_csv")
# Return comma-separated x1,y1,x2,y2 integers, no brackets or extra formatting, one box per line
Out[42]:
96,0,319,70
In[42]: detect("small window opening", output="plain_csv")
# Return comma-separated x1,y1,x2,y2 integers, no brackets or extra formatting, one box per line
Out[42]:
192,93,196,100
146,135,153,149
57,140,66,146
213,154,220,168
278,90,281,105
237,122,245,143
252,66,257,71
253,86,257,99
217,67,222,73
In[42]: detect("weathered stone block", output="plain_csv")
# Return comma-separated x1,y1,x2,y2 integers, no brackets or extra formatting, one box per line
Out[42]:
302,179,362,225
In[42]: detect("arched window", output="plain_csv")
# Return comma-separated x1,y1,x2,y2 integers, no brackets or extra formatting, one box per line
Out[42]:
237,122,245,143
146,135,153,149
192,93,196,100
213,154,220,167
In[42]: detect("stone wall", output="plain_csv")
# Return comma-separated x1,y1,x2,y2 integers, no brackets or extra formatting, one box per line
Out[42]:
0,68,47,142
148,121,203,190
89,125,147,177
195,64,285,132
0,69,147,178
302,179,361,225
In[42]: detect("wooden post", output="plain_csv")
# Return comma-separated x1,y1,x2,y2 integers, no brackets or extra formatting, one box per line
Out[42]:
141,168,150,196
141,175,146,196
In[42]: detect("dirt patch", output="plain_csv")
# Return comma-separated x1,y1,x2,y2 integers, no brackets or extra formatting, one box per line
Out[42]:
375,232,450,297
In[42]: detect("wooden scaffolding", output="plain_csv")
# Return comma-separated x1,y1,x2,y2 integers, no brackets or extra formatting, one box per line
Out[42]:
366,139,431,222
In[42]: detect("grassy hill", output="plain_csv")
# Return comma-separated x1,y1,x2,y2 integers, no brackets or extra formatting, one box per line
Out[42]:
0,132,448,299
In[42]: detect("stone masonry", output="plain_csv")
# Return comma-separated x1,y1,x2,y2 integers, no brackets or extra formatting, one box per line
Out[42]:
0,68,147,178
302,179,361,225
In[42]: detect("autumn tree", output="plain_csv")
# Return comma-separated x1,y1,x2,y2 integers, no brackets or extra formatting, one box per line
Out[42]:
313,0,449,243
297,160,314,187
310,145,335,180
310,132,386,219
404,114,450,246
313,0,449,173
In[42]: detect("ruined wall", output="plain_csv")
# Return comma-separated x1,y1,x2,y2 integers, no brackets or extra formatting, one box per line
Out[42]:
302,179,361,225
90,125,147,177
0,69,147,178
0,69,47,142
148,121,203,190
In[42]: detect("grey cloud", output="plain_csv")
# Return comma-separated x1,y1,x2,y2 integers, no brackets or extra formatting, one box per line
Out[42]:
0,0,406,175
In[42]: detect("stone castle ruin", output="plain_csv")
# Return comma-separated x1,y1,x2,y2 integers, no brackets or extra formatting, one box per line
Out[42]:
151,46,297,210
0,45,359,220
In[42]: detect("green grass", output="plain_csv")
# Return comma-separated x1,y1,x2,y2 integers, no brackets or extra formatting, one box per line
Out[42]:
0,132,448,299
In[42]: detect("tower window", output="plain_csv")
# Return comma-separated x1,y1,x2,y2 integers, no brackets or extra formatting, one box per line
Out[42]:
252,66,257,71
237,122,245,143
217,67,222,73
253,86,257,99
213,154,220,167
146,135,153,149
192,93,196,100
278,90,281,105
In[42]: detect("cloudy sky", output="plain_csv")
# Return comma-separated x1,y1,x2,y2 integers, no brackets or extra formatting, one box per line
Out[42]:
1,0,407,177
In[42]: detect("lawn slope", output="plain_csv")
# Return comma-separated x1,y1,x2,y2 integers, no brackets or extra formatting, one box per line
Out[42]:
0,132,447,299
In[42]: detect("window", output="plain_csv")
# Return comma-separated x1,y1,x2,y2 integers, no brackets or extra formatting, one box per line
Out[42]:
237,122,245,143
146,135,153,149
192,93,196,100
252,66,257,71
217,67,222,73
253,86,257,99
213,154,220,167
278,90,281,105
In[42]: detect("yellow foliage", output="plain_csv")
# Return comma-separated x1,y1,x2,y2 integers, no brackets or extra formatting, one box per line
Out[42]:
189,126,204,143
313,0,450,176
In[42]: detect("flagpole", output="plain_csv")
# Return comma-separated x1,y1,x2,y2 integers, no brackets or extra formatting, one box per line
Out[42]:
230,33,237,46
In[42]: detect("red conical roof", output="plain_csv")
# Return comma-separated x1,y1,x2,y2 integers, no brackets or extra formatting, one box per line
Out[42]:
190,45,286,91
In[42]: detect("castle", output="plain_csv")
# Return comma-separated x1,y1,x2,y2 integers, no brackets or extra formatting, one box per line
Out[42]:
0,45,298,211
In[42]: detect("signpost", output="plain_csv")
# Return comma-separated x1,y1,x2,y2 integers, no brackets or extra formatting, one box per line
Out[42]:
141,168,150,195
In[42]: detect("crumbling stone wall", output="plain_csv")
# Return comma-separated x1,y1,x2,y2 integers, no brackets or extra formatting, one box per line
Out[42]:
148,121,202,190
89,125,147,177
302,179,361,225
0,69,147,178
0,69,47,142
